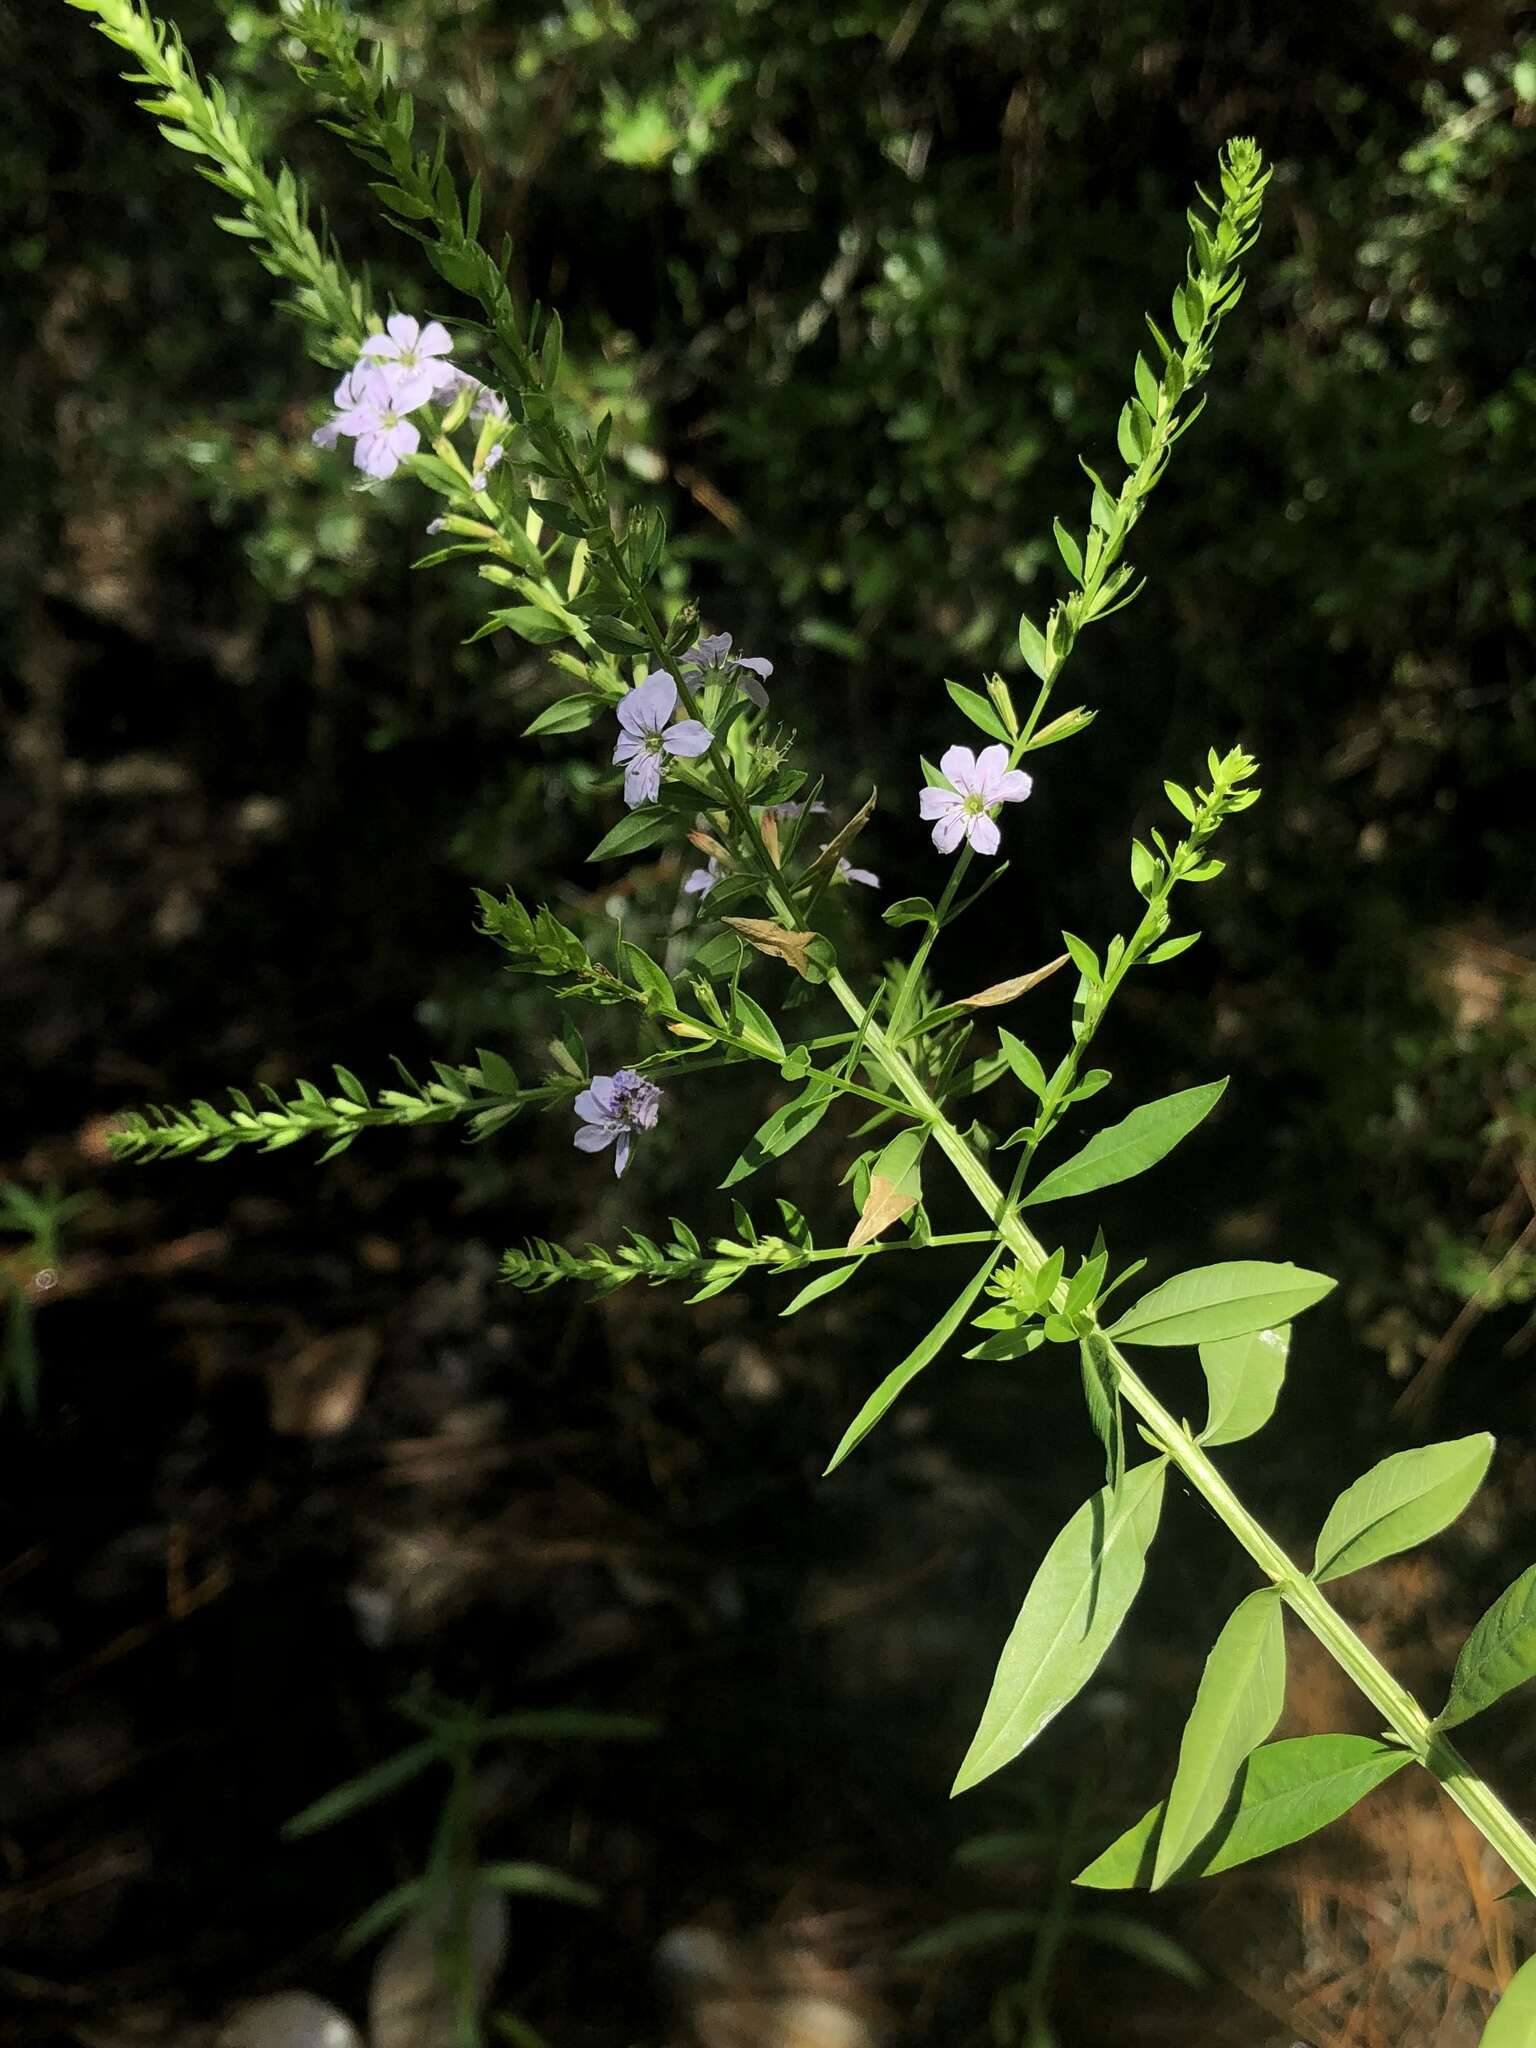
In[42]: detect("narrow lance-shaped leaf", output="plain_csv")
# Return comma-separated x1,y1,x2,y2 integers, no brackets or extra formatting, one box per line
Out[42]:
780,1261,861,1318
1312,1433,1494,1584
1481,1953,1536,2048
824,1249,1001,1473
952,1460,1167,1796
1152,1588,1287,1887
1108,1261,1335,1348
282,1739,440,1838
1076,1734,1413,1889
1021,1079,1227,1208
1199,1325,1290,1446
1436,1562,1536,1732
720,1079,834,1188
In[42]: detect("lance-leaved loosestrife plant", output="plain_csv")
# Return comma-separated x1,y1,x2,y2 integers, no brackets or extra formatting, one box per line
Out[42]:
74,1,1536,2031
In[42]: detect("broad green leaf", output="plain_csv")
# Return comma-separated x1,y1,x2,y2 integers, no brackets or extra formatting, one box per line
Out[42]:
1482,1953,1536,2047
882,895,935,928
1313,1433,1494,1584
1199,1325,1290,1446
780,1261,861,1318
997,1028,1047,1101
282,1739,439,1837
1437,1563,1536,1731
952,1460,1167,1795
1152,1589,1286,1887
1021,1080,1227,1208
1076,1734,1411,1888
825,1249,1001,1473
522,693,601,737
588,806,679,862
1108,1261,1335,1348
720,1079,834,1188
945,679,1011,742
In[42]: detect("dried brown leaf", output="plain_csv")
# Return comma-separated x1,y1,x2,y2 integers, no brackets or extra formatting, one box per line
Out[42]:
847,1176,918,1250
805,789,877,880
959,954,1071,1010
721,917,821,978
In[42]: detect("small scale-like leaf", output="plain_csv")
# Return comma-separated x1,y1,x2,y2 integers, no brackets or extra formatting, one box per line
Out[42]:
1313,1434,1494,1584
1152,1589,1287,1887
1109,1262,1335,1348
1199,1325,1290,1446
1437,1563,1536,1731
1481,1953,1536,2048
1076,1735,1412,1888
952,1460,1167,1794
825,1250,1001,1472
1022,1081,1226,1208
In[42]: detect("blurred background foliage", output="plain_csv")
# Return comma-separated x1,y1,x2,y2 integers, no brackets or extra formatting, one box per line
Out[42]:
3,1,1536,2042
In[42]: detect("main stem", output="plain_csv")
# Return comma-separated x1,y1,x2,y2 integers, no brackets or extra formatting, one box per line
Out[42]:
822,966,1536,1889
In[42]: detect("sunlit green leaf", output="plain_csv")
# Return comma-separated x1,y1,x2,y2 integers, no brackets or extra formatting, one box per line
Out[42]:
1108,1262,1334,1348
1199,1325,1289,1446
1437,1563,1536,1731
1021,1080,1226,1208
953,1460,1167,1795
720,1079,834,1188
1481,1953,1536,2047
780,1261,861,1317
1076,1735,1411,1888
1313,1434,1494,1584
1152,1589,1286,1887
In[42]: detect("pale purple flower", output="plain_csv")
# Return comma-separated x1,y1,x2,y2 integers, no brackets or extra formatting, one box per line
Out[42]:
612,672,714,807
679,630,774,711
471,445,504,492
684,858,720,898
361,313,457,404
315,363,422,480
572,1068,662,1176
447,370,510,421
918,744,1033,856
833,855,880,889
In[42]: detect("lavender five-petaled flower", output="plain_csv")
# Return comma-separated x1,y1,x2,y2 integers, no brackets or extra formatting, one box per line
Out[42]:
683,858,720,898
612,672,713,807
833,855,880,889
572,1069,662,1177
678,630,774,711
315,363,424,480
361,314,457,404
918,744,1033,856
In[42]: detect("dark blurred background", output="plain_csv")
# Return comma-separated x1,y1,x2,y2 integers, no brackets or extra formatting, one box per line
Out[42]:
3,2,1535,2043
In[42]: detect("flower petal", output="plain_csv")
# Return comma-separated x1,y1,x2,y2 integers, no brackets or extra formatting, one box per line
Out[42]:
662,719,714,759
386,312,421,350
416,320,453,358
933,808,968,854
353,432,400,479
624,751,663,806
938,744,979,793
967,812,1002,857
612,730,643,765
617,671,676,736
974,744,1010,801
359,332,398,361
378,364,435,414
384,419,421,462
573,1123,616,1153
613,1129,632,1176
996,769,1034,804
919,786,957,821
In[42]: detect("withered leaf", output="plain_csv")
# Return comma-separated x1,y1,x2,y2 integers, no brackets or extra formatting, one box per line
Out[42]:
960,953,1071,1010
804,788,877,880
721,917,821,979
847,1175,918,1250
687,829,730,863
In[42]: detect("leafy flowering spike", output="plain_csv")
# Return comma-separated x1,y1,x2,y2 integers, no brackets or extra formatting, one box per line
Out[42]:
678,630,774,710
611,673,713,807
919,745,1033,856
573,1070,663,1177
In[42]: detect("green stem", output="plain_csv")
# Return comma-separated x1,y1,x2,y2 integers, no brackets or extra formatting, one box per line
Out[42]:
822,969,1536,1889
